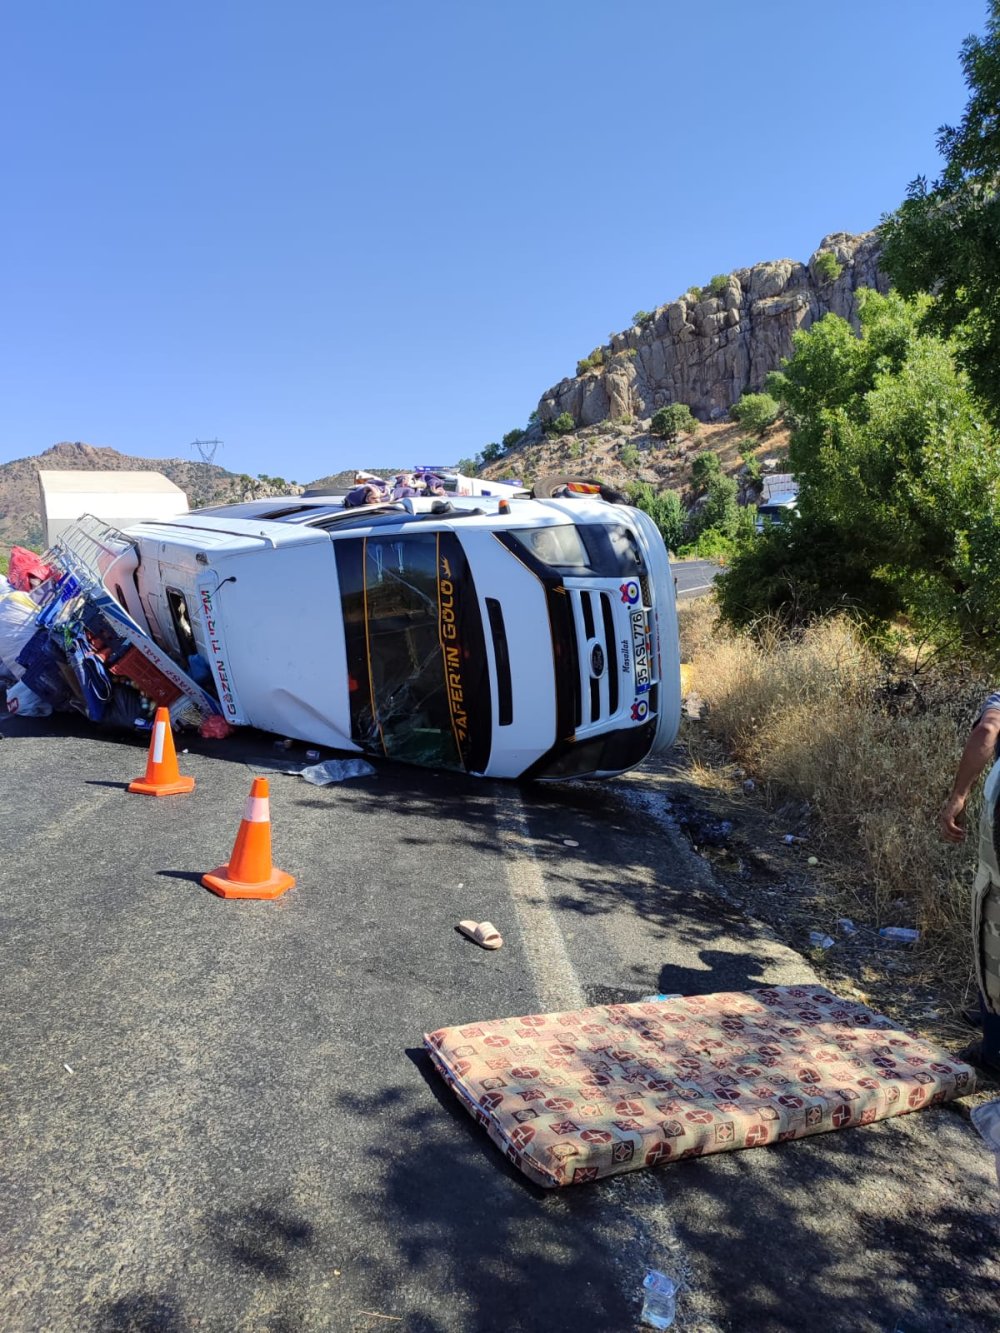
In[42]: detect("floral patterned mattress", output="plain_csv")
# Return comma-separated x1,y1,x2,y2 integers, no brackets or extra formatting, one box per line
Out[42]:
424,985,976,1188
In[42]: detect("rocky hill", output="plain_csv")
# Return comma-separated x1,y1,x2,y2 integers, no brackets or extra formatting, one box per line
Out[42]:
479,228,885,502
0,442,303,550
535,230,886,429
482,415,791,509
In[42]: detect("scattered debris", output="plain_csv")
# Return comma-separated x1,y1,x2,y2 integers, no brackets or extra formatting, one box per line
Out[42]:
305,749,320,760
742,778,755,793
63,1063,74,1075
677,809,733,849
683,692,705,721
879,927,921,944
809,931,835,950
6,681,51,717
807,855,819,866
837,918,858,936
563,838,580,847
299,758,376,785
640,1269,678,1329
456,920,502,951
783,834,807,845
199,715,233,739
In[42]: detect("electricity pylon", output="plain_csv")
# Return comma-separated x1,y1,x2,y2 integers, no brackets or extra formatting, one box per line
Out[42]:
190,438,223,465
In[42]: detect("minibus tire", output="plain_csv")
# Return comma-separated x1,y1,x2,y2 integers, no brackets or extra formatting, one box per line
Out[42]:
531,474,627,505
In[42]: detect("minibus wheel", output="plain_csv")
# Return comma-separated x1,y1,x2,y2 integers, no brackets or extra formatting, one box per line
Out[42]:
531,474,627,504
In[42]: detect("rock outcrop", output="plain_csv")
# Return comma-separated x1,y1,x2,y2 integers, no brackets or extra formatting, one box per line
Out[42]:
537,231,888,427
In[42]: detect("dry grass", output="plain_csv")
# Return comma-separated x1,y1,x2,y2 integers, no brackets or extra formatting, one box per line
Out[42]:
678,600,988,950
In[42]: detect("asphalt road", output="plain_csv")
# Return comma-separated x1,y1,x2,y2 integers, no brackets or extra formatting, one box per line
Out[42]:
671,559,720,601
0,716,997,1332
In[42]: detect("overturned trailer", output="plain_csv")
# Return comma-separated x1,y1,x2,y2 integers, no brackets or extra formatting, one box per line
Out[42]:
7,485,682,780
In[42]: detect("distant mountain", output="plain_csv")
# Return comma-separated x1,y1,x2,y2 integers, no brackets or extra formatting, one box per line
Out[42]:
303,467,407,494
0,442,300,550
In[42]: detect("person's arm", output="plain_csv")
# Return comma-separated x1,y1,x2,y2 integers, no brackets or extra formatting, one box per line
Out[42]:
940,708,1000,843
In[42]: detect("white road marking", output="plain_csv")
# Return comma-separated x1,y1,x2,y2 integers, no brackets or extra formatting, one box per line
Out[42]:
494,786,697,1311
495,791,584,1012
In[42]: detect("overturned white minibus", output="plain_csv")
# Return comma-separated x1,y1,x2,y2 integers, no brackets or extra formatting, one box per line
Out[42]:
52,485,682,780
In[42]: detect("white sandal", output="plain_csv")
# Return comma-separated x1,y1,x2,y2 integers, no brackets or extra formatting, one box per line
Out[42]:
457,919,503,950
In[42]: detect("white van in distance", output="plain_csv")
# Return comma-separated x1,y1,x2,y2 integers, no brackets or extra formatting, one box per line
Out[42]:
48,484,682,781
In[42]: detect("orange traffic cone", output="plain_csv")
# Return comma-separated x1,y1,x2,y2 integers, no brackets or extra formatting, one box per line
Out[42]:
202,776,296,900
128,707,195,796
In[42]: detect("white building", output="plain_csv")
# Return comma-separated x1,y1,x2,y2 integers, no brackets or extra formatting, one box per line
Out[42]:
38,471,189,547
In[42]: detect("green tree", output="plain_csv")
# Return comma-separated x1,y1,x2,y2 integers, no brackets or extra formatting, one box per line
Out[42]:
619,444,640,469
814,252,843,283
626,482,685,551
730,392,780,434
480,442,504,464
738,440,764,487
651,402,696,441
633,310,653,326
547,411,576,436
717,289,1000,664
690,450,722,492
577,347,606,375
881,1,1000,426
695,474,740,538
501,428,525,450
455,456,480,475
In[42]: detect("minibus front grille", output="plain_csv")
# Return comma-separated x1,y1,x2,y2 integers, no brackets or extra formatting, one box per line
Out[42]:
567,587,624,727
599,593,620,716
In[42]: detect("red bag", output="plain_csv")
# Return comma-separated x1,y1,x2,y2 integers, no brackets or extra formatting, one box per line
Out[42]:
8,547,56,592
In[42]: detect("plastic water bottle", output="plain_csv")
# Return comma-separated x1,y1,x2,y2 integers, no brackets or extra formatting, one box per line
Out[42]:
640,1271,678,1329
879,927,920,943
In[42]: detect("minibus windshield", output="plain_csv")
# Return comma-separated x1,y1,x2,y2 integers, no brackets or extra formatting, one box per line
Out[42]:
335,531,491,771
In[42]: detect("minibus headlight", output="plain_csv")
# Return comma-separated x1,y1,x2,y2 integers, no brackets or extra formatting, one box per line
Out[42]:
508,525,589,569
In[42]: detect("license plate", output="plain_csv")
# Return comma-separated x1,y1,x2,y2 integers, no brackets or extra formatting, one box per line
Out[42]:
631,609,651,693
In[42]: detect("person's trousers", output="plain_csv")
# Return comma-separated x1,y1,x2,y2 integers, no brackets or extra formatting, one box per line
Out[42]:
980,994,1000,1060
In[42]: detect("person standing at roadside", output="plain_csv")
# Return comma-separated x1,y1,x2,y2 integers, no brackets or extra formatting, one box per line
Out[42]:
940,690,1000,1075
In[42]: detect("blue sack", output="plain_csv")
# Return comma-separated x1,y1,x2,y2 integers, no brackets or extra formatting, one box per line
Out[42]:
65,630,113,721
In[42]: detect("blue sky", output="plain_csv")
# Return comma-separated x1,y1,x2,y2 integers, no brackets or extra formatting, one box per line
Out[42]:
0,0,988,483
